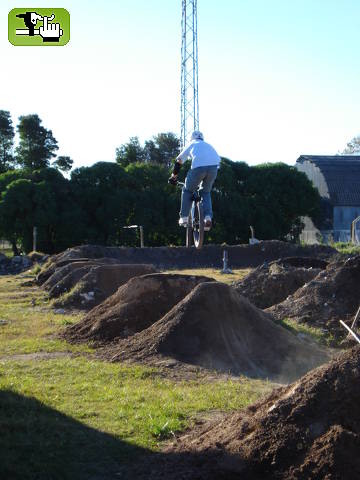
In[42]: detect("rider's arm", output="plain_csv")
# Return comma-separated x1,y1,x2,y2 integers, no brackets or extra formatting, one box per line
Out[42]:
170,144,191,179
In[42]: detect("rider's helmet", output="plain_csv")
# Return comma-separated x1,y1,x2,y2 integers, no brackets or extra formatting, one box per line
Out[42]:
191,130,204,141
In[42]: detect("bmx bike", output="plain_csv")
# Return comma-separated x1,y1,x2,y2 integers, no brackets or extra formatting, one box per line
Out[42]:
177,181,205,249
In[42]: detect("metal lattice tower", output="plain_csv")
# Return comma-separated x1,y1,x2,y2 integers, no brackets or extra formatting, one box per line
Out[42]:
181,0,199,147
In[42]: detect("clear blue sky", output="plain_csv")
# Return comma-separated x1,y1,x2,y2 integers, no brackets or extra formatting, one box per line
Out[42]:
1,0,360,168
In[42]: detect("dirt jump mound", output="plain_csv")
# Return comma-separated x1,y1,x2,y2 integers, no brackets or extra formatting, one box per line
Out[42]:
63,273,214,344
234,257,326,309
52,264,157,309
162,346,360,480
268,255,360,340
37,257,120,286
109,282,329,381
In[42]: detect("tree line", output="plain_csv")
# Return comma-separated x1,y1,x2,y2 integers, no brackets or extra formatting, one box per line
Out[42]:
0,109,321,254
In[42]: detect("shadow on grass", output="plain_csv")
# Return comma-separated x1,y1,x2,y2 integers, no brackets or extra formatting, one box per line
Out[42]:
0,389,146,480
0,389,228,480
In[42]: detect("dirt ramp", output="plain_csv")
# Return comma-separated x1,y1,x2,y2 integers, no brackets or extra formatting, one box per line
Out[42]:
63,273,214,343
234,257,324,309
163,346,360,480
268,255,360,339
110,282,329,381
37,257,120,286
53,264,157,310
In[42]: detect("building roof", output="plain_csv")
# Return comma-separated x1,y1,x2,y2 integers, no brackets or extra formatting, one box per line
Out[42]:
296,155,360,206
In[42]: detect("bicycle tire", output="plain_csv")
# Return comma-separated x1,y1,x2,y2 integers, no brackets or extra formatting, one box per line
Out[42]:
186,211,192,247
192,201,204,249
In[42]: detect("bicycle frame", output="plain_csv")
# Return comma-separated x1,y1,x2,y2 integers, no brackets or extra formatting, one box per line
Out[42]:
177,182,204,248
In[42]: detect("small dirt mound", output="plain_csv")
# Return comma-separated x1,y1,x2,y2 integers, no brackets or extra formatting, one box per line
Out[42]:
44,263,98,296
63,273,214,343
268,255,360,340
161,346,360,480
234,258,324,309
54,264,157,309
36,257,120,285
109,282,329,381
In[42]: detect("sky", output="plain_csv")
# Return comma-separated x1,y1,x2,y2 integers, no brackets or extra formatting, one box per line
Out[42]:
1,0,360,169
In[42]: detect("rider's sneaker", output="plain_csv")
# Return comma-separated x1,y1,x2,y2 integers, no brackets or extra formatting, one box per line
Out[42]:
178,216,188,227
204,216,212,231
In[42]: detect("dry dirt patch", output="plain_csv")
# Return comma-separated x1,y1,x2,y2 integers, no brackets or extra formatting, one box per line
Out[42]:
130,346,359,480
268,255,360,340
52,264,157,310
234,257,326,309
106,282,329,382
63,273,215,344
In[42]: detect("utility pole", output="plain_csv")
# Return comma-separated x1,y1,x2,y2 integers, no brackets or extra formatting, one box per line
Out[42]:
181,0,199,147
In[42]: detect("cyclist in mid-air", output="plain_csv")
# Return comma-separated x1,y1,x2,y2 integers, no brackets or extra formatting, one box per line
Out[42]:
169,130,220,230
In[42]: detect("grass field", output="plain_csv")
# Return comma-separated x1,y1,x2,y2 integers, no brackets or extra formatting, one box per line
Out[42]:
0,269,274,480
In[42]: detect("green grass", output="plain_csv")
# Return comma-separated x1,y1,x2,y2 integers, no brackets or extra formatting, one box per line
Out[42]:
0,271,274,479
0,247,13,258
0,275,92,356
276,317,335,346
165,267,251,285
332,242,360,255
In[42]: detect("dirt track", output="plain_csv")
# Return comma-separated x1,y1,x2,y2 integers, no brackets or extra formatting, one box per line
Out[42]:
45,240,336,269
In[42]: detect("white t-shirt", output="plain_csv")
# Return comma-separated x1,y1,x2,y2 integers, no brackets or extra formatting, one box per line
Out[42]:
177,140,220,169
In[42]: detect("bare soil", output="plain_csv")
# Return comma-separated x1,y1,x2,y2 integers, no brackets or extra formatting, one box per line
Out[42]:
268,255,360,341
234,257,326,309
52,264,157,310
37,257,121,285
40,241,336,270
104,282,329,382
63,273,215,344
129,346,360,480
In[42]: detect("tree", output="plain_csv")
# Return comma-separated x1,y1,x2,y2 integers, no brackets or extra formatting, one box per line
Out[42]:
53,155,74,172
342,135,360,154
144,132,180,167
70,162,132,245
15,114,58,170
244,163,321,241
0,110,15,173
115,136,145,167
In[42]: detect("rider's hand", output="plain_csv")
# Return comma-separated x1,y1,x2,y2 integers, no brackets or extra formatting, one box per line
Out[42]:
168,174,178,186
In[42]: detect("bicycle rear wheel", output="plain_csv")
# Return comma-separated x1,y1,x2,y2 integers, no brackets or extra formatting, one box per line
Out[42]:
186,212,192,247
192,201,204,249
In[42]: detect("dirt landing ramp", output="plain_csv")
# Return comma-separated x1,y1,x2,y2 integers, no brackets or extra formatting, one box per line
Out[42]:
63,273,214,343
157,346,359,480
53,264,158,310
268,255,360,340
234,257,325,309
109,282,329,381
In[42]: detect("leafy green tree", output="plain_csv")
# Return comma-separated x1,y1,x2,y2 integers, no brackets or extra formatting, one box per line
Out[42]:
144,132,180,167
70,162,132,245
244,163,321,241
0,168,76,253
15,114,58,170
115,137,145,167
342,135,360,154
52,155,74,172
0,110,15,173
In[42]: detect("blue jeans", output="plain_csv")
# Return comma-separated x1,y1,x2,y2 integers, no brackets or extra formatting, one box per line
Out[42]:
180,165,218,218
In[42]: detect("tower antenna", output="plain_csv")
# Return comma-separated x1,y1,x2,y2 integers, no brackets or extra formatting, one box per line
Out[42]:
181,0,199,147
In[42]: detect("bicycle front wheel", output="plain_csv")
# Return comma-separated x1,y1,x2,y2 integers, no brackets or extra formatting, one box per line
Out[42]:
192,201,204,249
